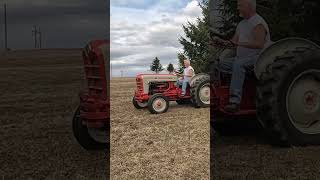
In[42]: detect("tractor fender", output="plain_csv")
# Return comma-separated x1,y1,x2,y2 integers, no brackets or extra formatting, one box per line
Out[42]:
190,73,209,87
254,37,320,79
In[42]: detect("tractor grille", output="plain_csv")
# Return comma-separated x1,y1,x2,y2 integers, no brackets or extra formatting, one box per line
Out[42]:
136,79,144,93
83,48,107,99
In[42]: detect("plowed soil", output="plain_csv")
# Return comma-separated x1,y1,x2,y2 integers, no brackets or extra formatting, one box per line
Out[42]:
0,50,108,180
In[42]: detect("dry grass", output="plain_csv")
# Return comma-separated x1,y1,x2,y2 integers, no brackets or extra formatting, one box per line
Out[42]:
110,78,210,179
0,50,107,180
211,122,320,179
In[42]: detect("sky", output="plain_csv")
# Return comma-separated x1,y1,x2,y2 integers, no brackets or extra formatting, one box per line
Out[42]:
0,0,109,49
110,0,203,77
0,0,203,77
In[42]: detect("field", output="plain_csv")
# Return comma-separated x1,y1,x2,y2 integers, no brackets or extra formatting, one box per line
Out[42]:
0,50,210,179
3,49,318,180
0,50,108,179
211,119,320,179
110,78,210,179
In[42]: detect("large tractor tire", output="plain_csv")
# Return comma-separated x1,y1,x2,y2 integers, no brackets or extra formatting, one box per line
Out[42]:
190,74,210,108
72,107,109,150
148,94,169,114
256,48,320,146
132,96,148,109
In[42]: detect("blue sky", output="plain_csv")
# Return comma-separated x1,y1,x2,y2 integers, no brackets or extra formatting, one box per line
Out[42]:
110,0,203,77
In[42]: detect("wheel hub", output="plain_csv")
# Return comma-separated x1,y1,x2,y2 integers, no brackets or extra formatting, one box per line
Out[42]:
286,69,320,134
152,98,166,112
199,83,210,105
304,91,319,111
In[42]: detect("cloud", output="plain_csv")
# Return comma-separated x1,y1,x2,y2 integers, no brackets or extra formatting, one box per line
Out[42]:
111,0,203,77
0,0,109,49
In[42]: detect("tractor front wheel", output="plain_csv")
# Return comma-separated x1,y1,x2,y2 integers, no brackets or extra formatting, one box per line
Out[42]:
132,96,148,109
148,94,169,114
72,106,109,150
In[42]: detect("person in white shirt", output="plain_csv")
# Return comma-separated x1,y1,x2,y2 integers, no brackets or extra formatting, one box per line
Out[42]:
212,0,271,112
175,58,195,96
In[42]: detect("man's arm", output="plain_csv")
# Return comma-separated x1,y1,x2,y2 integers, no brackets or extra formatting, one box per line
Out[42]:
233,24,266,49
229,25,239,45
185,69,194,77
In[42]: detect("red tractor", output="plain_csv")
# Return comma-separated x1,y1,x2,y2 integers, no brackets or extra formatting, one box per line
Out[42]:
72,40,110,150
133,73,210,114
210,36,320,146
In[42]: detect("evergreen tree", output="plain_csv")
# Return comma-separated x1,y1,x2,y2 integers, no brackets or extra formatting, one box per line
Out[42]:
167,63,174,74
179,0,210,73
150,57,164,74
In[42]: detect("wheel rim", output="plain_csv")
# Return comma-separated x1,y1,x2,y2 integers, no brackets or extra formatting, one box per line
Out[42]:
88,127,109,143
286,69,320,134
152,97,167,112
137,101,148,107
199,83,210,105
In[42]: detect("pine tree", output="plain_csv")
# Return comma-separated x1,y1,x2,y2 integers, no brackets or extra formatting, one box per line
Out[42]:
179,0,210,73
167,63,174,74
150,57,164,74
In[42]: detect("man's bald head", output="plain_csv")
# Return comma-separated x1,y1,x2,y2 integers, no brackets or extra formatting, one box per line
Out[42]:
237,0,256,18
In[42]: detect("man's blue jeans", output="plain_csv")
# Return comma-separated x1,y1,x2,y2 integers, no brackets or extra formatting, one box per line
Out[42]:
217,55,258,104
176,79,188,95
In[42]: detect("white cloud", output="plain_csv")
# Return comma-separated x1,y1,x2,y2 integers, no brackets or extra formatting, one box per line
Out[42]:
111,0,203,77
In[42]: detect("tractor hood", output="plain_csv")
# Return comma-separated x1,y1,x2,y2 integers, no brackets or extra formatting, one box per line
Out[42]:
136,74,177,93
136,74,177,81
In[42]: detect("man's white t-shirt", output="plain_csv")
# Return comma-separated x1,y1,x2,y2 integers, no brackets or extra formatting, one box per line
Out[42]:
183,66,194,83
236,13,272,59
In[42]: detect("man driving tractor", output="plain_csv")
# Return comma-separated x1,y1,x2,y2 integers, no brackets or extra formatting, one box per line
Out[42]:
175,58,195,96
212,0,272,113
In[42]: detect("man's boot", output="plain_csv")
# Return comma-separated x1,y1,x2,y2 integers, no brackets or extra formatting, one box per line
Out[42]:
224,103,240,113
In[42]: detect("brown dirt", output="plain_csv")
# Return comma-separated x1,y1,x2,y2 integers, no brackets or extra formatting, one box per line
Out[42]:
0,50,108,180
211,122,320,180
110,78,210,179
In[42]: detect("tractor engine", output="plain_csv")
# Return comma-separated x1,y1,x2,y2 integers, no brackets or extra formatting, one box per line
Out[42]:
149,81,169,94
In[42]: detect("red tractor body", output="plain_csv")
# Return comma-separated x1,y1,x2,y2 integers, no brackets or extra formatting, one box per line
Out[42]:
79,40,110,128
211,74,256,116
133,73,210,113
134,74,191,103
73,40,110,150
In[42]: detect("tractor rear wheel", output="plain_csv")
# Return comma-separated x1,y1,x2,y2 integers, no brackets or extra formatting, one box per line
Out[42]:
190,74,210,108
132,96,148,109
148,94,169,114
72,106,109,150
256,48,320,146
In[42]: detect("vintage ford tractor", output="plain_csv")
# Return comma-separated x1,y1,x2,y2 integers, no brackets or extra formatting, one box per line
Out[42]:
209,36,320,146
72,40,110,150
132,73,210,114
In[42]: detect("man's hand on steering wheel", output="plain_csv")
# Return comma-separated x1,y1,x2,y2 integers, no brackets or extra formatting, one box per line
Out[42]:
210,36,236,49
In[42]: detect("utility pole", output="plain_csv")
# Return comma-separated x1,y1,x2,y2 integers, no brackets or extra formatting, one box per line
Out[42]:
39,27,41,48
4,4,7,50
32,25,42,48
32,25,38,48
